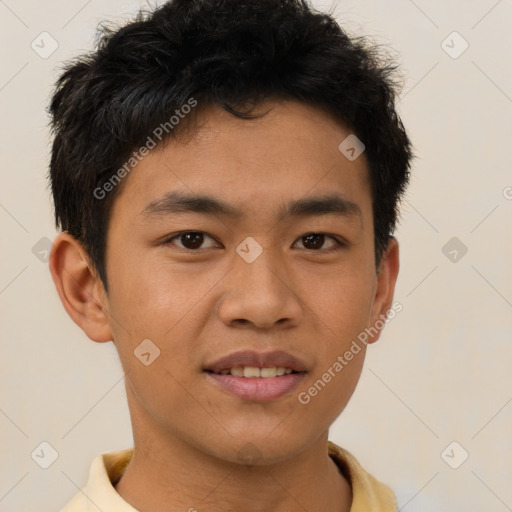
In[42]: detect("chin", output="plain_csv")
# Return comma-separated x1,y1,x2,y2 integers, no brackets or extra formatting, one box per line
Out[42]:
209,433,313,467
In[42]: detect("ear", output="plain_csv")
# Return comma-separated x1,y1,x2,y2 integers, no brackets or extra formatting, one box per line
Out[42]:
49,232,113,343
366,236,400,344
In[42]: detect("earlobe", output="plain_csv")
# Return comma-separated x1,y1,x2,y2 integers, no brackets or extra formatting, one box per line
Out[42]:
367,237,400,344
49,232,113,343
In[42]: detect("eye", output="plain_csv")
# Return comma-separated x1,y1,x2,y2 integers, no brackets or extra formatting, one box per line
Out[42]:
293,233,345,252
162,231,219,250
161,231,346,252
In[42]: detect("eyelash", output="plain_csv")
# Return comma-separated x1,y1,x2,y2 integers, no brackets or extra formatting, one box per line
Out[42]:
160,231,347,253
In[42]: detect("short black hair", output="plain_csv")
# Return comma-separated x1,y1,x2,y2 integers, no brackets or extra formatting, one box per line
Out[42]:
47,0,413,293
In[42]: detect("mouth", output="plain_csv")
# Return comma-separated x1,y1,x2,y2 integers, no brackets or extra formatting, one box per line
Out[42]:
204,350,308,401
205,366,301,378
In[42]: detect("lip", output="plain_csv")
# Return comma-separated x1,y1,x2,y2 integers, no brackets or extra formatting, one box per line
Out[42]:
204,349,308,402
204,349,308,374
207,372,306,401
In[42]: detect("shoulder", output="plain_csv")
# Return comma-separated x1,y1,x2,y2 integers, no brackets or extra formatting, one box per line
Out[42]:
328,441,398,512
60,448,135,512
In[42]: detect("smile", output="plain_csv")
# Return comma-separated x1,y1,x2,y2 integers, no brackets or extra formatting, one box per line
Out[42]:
212,366,297,378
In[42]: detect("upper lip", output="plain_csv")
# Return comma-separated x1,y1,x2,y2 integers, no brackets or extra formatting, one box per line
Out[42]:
205,350,308,374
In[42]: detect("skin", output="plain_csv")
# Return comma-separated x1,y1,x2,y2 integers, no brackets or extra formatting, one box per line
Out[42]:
50,98,399,512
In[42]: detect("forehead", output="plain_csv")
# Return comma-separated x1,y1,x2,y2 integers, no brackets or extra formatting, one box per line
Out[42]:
110,98,372,225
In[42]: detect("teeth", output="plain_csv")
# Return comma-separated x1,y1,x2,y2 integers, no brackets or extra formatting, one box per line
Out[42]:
243,366,261,378
217,366,295,378
260,367,277,378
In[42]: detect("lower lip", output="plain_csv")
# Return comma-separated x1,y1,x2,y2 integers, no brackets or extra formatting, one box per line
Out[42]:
206,372,306,401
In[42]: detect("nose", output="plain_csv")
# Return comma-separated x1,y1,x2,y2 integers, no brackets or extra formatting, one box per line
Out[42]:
217,246,303,330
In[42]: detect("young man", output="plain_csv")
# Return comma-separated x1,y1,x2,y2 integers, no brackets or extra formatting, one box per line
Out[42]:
48,0,413,510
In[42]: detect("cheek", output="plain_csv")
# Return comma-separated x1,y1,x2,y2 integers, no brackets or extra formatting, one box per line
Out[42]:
106,254,217,377
301,262,375,338
297,263,374,411
295,343,366,439
107,251,194,332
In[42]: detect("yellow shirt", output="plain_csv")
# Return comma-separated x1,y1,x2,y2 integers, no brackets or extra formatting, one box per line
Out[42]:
60,441,397,511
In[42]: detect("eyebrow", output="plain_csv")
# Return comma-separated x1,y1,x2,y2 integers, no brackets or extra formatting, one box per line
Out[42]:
140,191,362,222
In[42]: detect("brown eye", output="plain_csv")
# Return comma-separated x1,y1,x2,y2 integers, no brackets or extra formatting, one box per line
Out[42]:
179,232,204,249
294,233,343,251
163,231,218,250
302,234,325,250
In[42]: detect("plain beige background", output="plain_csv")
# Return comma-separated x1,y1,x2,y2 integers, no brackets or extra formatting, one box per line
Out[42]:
1,0,511,510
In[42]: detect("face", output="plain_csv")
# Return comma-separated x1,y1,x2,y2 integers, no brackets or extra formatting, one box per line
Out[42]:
89,99,397,464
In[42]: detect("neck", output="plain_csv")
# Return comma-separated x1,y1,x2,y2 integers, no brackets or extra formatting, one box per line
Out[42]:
114,396,352,511
115,440,352,512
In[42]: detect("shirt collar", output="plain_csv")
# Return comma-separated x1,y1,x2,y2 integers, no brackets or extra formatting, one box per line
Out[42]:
62,442,396,511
